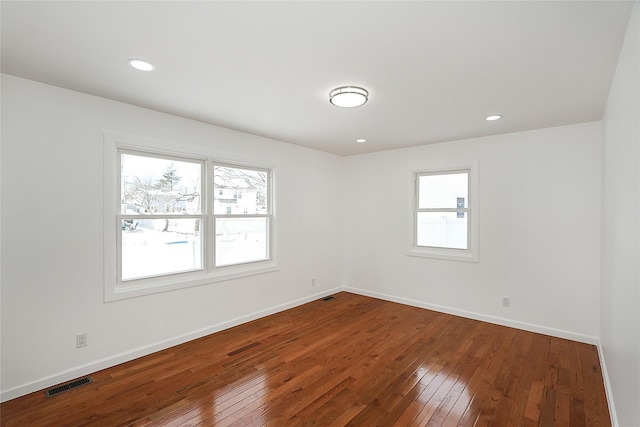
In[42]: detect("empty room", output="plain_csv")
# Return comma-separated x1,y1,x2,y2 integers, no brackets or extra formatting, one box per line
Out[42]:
1,1,638,426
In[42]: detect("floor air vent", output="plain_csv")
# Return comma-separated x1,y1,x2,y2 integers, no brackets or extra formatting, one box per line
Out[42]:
321,295,335,301
45,376,93,398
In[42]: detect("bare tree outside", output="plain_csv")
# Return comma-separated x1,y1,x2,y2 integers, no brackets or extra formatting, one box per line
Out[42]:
214,166,267,211
121,156,201,217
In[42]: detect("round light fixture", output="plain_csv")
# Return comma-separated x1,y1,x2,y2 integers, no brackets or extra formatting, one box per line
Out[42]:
485,114,502,121
329,86,368,108
128,59,156,71
355,138,367,143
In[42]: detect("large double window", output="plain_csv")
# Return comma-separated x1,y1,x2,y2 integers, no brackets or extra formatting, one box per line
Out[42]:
105,135,275,301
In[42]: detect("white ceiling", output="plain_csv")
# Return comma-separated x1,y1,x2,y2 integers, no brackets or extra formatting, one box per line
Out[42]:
1,1,634,156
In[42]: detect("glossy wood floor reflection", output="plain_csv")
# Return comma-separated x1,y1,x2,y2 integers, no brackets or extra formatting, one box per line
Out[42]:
1,292,610,426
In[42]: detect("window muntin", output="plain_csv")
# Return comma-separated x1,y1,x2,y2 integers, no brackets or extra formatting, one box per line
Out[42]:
415,170,470,250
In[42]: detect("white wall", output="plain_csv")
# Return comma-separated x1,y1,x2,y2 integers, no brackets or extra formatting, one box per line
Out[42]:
342,122,602,342
0,75,343,400
601,2,640,426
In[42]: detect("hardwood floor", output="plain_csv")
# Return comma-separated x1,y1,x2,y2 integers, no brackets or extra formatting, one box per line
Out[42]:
1,292,610,426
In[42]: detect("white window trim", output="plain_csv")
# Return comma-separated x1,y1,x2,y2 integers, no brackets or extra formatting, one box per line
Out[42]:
103,133,278,302
407,163,479,263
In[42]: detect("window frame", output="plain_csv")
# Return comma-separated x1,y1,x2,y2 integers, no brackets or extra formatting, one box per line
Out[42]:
118,148,207,282
104,133,278,302
212,162,272,268
408,164,479,263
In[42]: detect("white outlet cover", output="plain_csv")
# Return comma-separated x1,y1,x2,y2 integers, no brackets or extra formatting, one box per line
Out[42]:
76,333,87,347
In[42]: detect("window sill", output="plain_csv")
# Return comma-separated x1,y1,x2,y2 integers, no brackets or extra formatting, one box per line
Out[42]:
105,263,279,302
407,247,478,263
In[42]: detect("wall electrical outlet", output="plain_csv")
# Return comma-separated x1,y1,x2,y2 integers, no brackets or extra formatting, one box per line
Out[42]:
311,278,316,287
502,297,511,307
76,333,88,348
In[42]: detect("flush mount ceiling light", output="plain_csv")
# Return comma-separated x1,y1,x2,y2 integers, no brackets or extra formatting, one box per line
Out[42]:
329,86,368,108
485,114,502,121
128,59,155,71
355,138,367,143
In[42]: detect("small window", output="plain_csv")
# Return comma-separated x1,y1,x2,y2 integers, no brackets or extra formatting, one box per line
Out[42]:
409,167,478,262
417,171,469,249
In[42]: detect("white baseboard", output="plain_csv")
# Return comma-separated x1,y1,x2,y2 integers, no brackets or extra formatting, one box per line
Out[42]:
0,287,342,403
597,339,619,427
343,286,599,345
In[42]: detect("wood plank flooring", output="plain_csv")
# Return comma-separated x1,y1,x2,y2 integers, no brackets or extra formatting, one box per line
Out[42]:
1,292,611,426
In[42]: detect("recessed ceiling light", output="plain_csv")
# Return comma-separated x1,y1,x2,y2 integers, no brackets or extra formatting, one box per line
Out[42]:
128,59,155,71
485,115,502,121
356,138,367,143
329,86,368,108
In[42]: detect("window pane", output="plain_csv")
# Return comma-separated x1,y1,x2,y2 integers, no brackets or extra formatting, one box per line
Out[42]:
215,218,267,266
121,153,202,215
417,212,468,249
419,173,468,209
121,218,202,280
214,166,268,215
